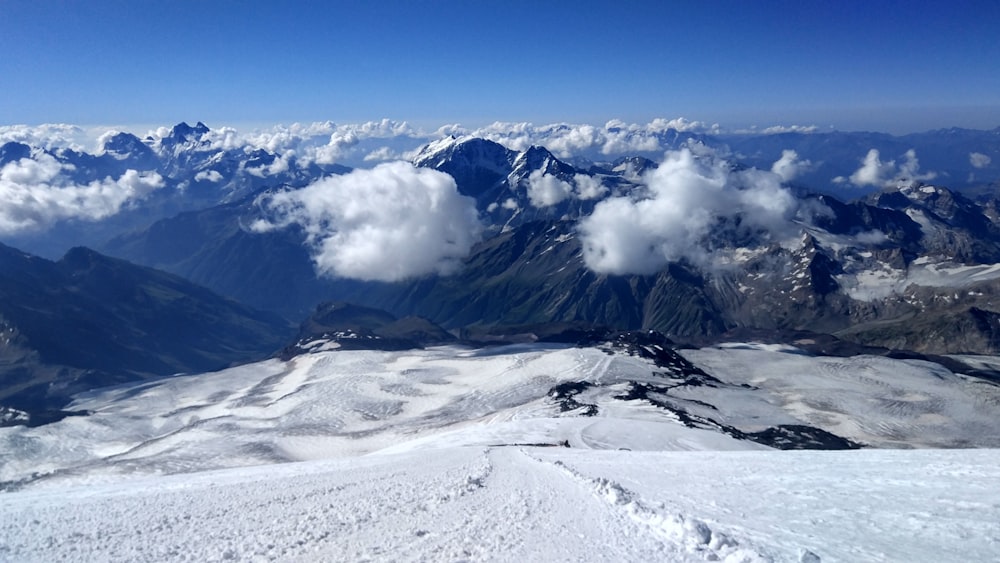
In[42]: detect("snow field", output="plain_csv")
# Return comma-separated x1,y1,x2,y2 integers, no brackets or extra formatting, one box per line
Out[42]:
2,446,998,562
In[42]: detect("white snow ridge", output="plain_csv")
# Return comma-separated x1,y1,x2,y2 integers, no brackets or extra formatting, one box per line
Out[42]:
2,343,1000,561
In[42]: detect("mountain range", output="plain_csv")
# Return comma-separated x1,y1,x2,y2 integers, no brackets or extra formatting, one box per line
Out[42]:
101,134,1000,354
4,122,1000,422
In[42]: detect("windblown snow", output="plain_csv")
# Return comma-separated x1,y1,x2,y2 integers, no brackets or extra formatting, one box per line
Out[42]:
2,343,999,561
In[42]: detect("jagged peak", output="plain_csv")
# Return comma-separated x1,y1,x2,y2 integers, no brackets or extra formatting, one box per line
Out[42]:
167,121,210,142
99,131,148,155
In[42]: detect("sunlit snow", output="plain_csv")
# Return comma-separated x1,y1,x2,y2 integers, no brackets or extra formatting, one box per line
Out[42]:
2,343,999,561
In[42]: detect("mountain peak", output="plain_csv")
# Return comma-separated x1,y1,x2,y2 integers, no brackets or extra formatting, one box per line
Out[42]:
0,141,33,165
100,132,155,160
167,121,210,143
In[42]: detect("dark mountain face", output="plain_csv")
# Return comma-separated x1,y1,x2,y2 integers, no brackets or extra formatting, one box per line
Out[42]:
279,301,454,358
0,243,293,420
101,191,353,320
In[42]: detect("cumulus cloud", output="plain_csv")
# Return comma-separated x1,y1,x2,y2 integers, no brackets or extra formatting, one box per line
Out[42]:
848,149,896,187
194,170,223,182
363,147,400,162
577,147,803,275
771,149,812,182
847,149,936,188
524,170,611,208
245,154,291,178
251,161,481,281
0,151,164,234
896,149,936,183
526,170,574,207
970,152,992,169
573,174,608,200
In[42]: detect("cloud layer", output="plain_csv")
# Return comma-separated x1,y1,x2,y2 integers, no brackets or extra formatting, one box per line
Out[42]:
251,161,481,282
578,147,803,275
0,151,164,234
4,118,825,172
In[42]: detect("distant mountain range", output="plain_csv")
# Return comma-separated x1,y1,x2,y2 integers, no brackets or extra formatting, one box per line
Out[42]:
102,134,1000,355
4,122,1000,422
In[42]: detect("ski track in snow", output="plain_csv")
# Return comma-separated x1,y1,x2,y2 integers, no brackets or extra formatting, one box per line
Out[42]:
2,446,999,562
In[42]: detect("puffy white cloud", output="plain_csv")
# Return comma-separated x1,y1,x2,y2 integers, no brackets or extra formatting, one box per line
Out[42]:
573,174,608,200
0,151,164,234
848,149,896,187
194,170,223,183
847,149,936,188
771,149,812,182
970,152,992,169
647,117,720,134
363,147,400,162
251,161,481,282
526,170,574,207
896,149,936,183
578,147,803,275
524,171,609,208
245,154,291,178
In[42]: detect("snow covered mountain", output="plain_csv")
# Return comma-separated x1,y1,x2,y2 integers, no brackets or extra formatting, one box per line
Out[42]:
98,133,1000,356
0,122,349,258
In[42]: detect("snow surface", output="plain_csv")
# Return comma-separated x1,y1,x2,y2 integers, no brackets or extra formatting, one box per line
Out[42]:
837,258,1000,301
3,343,1000,561
2,446,998,562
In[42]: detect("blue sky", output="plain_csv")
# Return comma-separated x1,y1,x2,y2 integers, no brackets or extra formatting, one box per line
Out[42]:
2,0,998,133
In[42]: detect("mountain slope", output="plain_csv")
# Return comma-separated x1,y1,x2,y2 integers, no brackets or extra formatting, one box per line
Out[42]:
0,242,293,420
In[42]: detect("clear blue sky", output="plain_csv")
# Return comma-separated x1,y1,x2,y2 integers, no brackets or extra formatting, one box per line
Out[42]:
2,0,998,133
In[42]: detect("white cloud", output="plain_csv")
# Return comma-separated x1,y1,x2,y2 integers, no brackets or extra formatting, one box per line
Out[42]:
0,151,164,234
464,118,719,159
970,152,992,169
139,119,421,167
245,154,290,178
363,147,399,162
194,170,223,183
847,149,936,188
526,170,574,207
578,147,802,275
573,174,608,200
896,149,936,183
849,149,896,187
251,161,481,282
760,124,819,134
771,149,812,182
0,124,90,151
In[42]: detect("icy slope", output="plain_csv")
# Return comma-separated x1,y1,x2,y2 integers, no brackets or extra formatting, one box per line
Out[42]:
2,446,998,562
